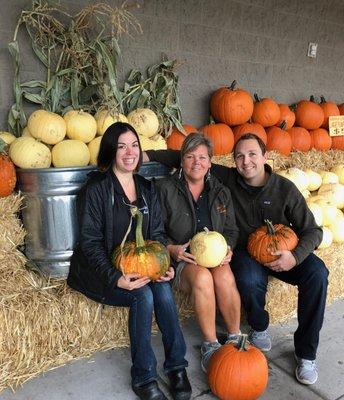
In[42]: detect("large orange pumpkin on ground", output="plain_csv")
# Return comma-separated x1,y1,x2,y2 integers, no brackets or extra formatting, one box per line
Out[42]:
252,94,280,128
210,81,254,126
331,136,344,150
233,122,267,144
295,98,324,130
247,219,298,264
112,207,170,280
201,121,234,155
266,124,292,156
319,96,340,129
309,128,332,151
208,334,268,400
166,124,196,150
287,126,311,152
0,140,16,197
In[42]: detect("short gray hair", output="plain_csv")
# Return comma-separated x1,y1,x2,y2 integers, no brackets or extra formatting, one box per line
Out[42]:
180,132,213,159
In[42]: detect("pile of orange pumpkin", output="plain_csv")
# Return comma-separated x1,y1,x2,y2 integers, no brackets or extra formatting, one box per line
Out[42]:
167,81,344,156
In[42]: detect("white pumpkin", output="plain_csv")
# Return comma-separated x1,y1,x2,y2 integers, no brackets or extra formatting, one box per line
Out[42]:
331,164,344,185
317,183,344,209
51,140,90,167
190,227,228,268
21,126,33,137
277,168,309,192
305,169,322,191
301,189,311,199
0,131,16,145
307,202,323,227
314,198,339,226
28,109,66,145
319,170,339,185
127,108,159,138
150,134,167,150
95,109,128,136
88,136,102,165
64,110,97,143
9,137,51,168
328,217,344,243
318,227,333,249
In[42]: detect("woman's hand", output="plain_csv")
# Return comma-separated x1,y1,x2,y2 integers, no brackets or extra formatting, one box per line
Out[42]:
167,242,197,264
157,266,175,282
219,247,233,266
117,273,151,290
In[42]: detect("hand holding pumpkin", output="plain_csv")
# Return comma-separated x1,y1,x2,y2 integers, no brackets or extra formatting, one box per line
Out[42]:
264,249,297,272
167,242,196,264
156,266,175,282
219,246,233,266
117,274,151,290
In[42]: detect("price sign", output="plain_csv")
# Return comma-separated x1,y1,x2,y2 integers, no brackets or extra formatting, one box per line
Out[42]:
329,115,344,137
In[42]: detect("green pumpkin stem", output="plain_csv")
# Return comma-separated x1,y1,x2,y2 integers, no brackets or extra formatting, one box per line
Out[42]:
235,334,249,351
131,207,145,247
264,219,276,235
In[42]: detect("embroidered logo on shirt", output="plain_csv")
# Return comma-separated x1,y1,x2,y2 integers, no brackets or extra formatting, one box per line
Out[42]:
217,204,227,213
263,200,271,205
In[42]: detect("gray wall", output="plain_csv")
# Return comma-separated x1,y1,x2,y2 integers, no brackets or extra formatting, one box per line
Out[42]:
1,0,344,131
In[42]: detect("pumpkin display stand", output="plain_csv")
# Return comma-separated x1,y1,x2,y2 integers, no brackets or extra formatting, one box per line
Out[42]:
1,148,344,393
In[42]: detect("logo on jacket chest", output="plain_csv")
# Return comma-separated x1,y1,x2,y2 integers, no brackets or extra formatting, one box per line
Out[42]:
216,204,227,214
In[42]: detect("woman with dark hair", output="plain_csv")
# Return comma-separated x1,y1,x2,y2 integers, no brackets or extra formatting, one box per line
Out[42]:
155,132,241,373
67,122,191,400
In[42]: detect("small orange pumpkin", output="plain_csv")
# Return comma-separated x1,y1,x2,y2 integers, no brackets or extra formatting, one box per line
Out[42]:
276,103,295,130
295,97,324,130
319,96,340,129
287,126,311,152
208,334,268,400
166,124,196,150
201,119,234,155
247,219,298,264
233,122,267,144
266,123,292,156
112,207,170,280
309,128,332,151
252,94,280,127
331,136,344,151
0,139,16,197
210,81,254,126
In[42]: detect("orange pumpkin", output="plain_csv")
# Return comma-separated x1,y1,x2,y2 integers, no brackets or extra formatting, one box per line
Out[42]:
247,219,298,264
319,96,340,128
338,103,344,115
233,122,267,144
287,126,311,152
276,104,295,130
266,124,292,156
295,98,324,130
201,121,234,155
309,128,332,151
252,94,280,127
0,139,16,197
208,334,268,400
112,207,170,280
166,124,196,150
210,81,254,126
331,136,344,151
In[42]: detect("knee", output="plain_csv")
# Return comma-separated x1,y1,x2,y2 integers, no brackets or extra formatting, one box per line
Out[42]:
191,268,214,295
213,268,237,290
310,259,329,286
134,286,154,311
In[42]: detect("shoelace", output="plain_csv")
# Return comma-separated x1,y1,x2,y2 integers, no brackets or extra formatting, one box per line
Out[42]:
298,359,317,371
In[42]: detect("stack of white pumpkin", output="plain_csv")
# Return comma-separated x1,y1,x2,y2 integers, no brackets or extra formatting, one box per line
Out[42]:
7,108,167,169
277,165,344,249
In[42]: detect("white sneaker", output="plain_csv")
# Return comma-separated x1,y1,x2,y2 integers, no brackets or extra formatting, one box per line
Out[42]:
295,355,318,385
225,332,241,344
200,341,221,373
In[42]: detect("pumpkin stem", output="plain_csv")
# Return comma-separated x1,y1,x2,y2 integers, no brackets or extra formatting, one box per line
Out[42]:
279,120,287,130
203,226,210,234
235,334,249,351
254,93,260,102
320,95,326,104
264,219,276,235
229,80,237,90
131,206,145,247
209,115,215,125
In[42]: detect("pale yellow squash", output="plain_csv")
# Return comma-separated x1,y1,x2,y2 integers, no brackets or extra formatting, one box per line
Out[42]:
52,140,90,167
28,109,66,145
127,108,159,138
9,137,51,168
64,110,97,143
95,109,128,136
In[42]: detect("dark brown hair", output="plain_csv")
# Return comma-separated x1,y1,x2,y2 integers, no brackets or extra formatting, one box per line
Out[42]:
233,133,267,156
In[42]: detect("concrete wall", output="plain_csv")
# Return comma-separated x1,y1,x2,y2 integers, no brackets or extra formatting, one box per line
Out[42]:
0,0,343,131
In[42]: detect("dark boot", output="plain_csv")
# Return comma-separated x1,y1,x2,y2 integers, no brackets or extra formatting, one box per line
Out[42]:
167,369,192,400
132,381,167,400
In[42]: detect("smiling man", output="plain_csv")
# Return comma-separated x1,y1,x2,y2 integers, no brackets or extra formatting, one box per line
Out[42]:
145,132,328,386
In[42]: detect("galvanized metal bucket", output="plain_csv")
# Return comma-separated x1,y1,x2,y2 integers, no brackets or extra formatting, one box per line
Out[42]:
17,162,172,278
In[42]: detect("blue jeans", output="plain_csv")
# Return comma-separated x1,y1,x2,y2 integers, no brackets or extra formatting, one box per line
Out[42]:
104,281,188,387
231,248,328,360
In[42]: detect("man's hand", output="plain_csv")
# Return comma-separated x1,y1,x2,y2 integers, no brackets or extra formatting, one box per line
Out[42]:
157,266,175,282
117,273,150,290
219,247,233,266
264,250,296,272
167,242,197,264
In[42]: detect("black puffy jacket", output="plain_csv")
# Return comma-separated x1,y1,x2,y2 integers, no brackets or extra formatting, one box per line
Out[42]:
67,169,167,303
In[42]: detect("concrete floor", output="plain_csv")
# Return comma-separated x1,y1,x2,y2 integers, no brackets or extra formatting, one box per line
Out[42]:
1,299,343,400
